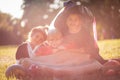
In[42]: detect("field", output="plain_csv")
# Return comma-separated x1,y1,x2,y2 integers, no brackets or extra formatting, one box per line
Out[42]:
0,39,120,80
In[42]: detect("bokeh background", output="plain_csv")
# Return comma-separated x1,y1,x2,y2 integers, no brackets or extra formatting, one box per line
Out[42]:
0,0,120,45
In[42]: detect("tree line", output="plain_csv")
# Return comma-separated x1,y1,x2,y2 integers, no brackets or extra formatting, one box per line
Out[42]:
0,0,120,45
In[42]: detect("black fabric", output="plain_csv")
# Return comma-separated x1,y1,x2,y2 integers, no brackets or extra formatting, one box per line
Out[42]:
16,42,29,60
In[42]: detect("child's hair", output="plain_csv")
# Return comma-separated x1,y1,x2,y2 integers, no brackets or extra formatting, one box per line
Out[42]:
53,0,93,35
47,29,63,40
27,26,48,42
47,29,63,48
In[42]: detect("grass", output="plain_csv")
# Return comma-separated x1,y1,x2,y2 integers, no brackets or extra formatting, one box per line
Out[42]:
0,45,17,80
0,39,120,80
98,39,120,59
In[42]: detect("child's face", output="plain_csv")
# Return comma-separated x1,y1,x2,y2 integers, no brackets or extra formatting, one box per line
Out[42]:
31,32,45,45
47,31,63,48
66,14,82,33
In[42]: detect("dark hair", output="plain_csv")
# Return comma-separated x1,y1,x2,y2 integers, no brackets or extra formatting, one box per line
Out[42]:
28,26,47,42
53,0,93,35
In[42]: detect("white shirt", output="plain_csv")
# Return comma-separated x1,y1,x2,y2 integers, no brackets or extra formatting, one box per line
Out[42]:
27,42,40,58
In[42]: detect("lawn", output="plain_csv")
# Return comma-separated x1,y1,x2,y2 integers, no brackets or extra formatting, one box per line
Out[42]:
0,39,120,80
0,45,17,80
98,39,120,59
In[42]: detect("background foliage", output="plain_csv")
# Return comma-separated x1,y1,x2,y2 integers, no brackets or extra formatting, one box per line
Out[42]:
0,0,120,45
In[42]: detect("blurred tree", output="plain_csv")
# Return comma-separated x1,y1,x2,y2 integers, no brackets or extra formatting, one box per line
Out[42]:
0,12,12,31
0,12,23,45
0,0,120,45
69,0,120,39
21,0,64,37
21,0,120,40
79,0,120,39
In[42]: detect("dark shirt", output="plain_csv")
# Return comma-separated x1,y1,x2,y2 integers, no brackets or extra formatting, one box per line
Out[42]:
16,42,29,60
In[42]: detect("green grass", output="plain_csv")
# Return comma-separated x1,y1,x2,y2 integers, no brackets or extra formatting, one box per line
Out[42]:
0,39,120,80
0,45,17,80
98,39,120,60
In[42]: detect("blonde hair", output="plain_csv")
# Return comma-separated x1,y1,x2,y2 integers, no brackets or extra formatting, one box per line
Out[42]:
47,29,63,40
27,26,48,42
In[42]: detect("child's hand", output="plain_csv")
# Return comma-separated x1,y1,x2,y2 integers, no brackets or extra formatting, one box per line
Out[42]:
19,58,31,68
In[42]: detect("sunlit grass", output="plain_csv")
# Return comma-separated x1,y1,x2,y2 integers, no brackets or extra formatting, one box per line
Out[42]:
0,45,17,80
98,39,120,60
0,39,120,80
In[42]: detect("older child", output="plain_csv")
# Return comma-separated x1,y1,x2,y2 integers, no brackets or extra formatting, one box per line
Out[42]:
53,0,106,64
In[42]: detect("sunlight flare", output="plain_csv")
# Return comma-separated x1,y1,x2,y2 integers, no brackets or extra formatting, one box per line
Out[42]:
0,0,23,18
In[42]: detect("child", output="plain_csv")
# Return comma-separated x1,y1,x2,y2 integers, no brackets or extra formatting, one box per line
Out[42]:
51,1,120,77
52,0,106,64
47,29,65,52
16,26,48,63
6,26,48,79
34,29,62,56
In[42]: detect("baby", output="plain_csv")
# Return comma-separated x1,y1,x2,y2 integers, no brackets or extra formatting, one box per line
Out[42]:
34,28,65,56
47,29,65,52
